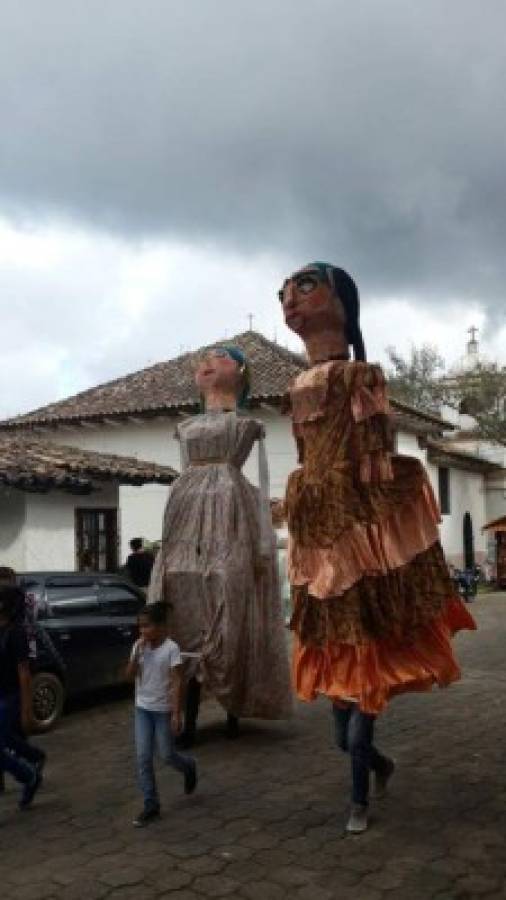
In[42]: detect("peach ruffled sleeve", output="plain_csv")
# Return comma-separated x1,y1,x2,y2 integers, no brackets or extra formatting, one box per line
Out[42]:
349,364,394,485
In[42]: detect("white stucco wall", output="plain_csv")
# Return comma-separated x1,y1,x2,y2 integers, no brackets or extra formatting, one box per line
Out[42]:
441,438,506,526
40,414,491,568
119,483,170,554
385,430,489,566
45,419,179,466
432,468,487,566
485,479,506,524
45,410,299,559
45,421,177,560
1,482,120,572
0,487,27,571
23,484,119,571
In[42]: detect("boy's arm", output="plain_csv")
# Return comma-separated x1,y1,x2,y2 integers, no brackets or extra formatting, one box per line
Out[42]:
125,639,143,681
170,664,183,734
18,661,33,734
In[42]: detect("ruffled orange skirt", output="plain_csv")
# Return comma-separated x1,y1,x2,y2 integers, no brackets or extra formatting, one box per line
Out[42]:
288,468,441,599
293,595,476,714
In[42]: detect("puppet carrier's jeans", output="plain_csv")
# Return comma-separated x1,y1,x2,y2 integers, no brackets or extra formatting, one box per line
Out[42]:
332,702,391,805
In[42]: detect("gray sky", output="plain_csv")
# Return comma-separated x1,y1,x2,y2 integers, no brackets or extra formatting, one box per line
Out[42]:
1,0,505,417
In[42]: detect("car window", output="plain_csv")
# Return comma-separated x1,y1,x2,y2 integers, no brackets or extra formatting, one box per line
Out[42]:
46,585,98,601
99,585,144,618
46,596,99,619
46,577,96,589
45,586,99,618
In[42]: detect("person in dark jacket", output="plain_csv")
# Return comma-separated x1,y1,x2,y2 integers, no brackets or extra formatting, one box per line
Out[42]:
126,538,155,589
0,586,46,809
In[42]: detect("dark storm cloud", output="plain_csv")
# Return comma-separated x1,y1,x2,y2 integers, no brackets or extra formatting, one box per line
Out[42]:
1,0,506,318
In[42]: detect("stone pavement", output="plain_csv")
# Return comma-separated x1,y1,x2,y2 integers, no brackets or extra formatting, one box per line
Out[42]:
1,594,505,900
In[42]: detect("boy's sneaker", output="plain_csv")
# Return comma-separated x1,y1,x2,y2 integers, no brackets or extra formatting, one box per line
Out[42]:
346,803,368,834
374,758,395,799
184,760,198,795
132,806,160,828
19,769,42,810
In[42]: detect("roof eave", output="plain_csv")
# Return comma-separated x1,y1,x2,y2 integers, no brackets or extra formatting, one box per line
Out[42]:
423,440,503,473
0,393,289,431
389,398,455,430
0,471,176,493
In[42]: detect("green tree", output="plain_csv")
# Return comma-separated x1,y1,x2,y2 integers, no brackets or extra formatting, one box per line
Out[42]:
386,345,506,444
385,344,446,413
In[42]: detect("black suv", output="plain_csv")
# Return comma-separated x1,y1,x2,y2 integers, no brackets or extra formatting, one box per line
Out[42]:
17,572,146,731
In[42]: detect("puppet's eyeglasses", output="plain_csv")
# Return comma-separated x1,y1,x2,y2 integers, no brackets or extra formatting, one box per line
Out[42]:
278,271,322,303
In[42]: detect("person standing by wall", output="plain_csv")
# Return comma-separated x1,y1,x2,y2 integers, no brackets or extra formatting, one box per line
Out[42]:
126,538,155,589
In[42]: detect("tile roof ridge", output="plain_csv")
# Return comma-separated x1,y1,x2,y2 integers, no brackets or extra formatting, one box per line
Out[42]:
0,328,307,428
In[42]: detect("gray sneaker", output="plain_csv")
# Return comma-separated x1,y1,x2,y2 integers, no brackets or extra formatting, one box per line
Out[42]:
346,803,368,834
374,758,395,799
132,806,160,828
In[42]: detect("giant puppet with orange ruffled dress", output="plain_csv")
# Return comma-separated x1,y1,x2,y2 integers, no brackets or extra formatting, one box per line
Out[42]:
278,262,476,834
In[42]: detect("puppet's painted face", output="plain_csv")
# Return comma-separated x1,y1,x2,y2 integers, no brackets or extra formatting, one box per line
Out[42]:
195,349,242,399
279,267,346,337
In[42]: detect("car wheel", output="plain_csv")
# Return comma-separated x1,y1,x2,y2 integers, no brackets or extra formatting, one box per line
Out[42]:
31,672,65,732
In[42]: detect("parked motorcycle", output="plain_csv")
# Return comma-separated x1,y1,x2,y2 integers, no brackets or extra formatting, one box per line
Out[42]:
452,567,479,602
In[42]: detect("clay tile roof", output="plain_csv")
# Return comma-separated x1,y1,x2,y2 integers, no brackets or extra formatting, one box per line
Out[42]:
0,434,177,493
1,331,306,429
423,438,503,472
0,329,452,435
483,515,506,532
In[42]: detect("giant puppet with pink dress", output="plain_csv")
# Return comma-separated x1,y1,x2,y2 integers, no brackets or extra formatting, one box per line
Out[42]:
278,262,476,833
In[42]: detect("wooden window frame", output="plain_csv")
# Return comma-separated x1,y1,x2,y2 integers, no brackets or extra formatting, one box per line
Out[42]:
75,508,118,573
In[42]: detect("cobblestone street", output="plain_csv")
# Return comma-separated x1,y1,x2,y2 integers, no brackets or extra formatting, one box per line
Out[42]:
1,593,505,900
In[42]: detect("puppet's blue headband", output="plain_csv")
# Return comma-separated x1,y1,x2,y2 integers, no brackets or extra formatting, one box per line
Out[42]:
221,346,251,407
201,345,251,407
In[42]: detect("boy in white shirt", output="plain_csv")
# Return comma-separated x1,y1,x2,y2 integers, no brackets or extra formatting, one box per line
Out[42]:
127,601,197,827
